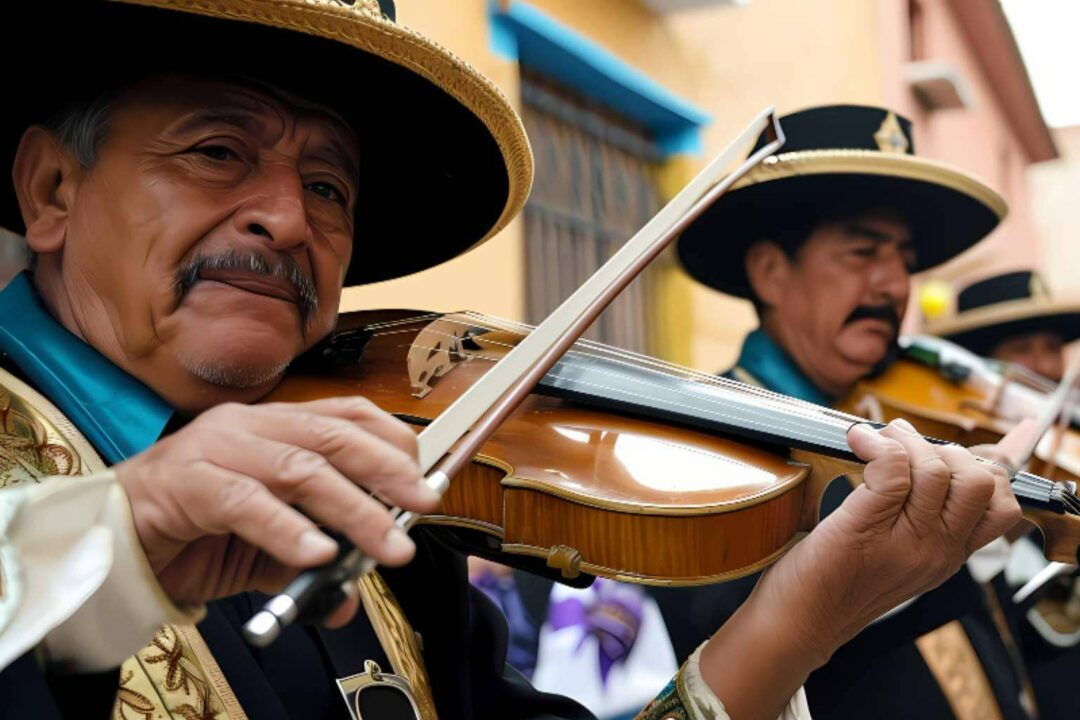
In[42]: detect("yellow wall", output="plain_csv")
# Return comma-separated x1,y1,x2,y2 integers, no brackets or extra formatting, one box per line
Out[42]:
340,1,528,320
343,0,887,371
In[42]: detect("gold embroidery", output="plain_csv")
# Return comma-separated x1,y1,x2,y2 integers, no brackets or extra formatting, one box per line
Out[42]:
874,111,910,154
0,383,81,486
115,668,161,720
358,573,439,720
117,624,248,720
1028,273,1051,302
916,620,1003,720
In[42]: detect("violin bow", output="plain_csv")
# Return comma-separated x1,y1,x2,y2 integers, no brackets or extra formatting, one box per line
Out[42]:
1012,348,1080,475
242,108,786,646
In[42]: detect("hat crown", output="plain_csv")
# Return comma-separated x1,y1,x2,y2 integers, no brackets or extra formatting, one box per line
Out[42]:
749,104,915,157
957,270,1049,312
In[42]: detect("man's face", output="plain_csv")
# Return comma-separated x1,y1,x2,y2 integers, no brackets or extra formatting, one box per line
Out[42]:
748,212,913,397
991,331,1066,381
22,77,358,411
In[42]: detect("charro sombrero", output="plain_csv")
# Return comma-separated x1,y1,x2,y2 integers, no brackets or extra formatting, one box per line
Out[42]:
927,270,1080,356
1,0,532,286
677,105,1006,298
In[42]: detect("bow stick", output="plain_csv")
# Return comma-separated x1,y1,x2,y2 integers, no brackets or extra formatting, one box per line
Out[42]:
242,107,786,646
1012,349,1080,474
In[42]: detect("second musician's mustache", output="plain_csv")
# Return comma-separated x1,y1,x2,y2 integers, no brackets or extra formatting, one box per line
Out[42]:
845,304,900,334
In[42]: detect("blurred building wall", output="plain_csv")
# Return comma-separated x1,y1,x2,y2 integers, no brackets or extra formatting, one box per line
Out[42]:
339,0,1051,371
0,229,25,289
1029,125,1080,298
880,0,1052,293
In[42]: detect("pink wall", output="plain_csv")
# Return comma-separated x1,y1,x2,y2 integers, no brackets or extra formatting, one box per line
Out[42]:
878,0,1044,302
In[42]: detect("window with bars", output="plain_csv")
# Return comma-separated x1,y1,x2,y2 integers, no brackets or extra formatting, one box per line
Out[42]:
520,69,663,354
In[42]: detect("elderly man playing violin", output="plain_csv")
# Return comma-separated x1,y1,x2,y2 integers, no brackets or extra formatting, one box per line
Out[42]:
0,6,1026,720
674,105,1041,720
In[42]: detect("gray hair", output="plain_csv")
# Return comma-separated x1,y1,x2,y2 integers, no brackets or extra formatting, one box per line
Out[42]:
21,92,116,272
46,91,117,168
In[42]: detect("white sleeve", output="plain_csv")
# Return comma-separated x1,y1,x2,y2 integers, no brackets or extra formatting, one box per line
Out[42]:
0,471,203,673
682,642,812,720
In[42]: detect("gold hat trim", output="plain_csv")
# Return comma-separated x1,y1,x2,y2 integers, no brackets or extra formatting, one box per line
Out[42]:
732,149,1007,221
121,0,534,254
926,296,1080,338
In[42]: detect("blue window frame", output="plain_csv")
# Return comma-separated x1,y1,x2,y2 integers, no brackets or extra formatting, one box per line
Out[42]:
490,2,711,156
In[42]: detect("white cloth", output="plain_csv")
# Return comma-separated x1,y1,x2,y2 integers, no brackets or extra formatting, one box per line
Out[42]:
532,583,678,718
682,642,811,720
0,471,201,673
532,582,810,720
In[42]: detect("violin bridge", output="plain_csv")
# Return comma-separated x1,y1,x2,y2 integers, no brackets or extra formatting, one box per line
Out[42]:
407,317,473,398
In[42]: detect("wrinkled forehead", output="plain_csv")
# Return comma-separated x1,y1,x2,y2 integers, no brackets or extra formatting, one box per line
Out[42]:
112,75,360,168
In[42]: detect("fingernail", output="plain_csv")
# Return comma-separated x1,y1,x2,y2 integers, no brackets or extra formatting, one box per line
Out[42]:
384,527,414,557
299,530,338,559
894,419,918,433
849,423,881,442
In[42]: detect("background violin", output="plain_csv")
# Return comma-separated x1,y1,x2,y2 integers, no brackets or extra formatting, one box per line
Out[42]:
838,334,1080,483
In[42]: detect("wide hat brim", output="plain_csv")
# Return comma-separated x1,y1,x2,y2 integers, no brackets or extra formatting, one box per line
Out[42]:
2,0,533,286
927,299,1080,356
677,150,1006,298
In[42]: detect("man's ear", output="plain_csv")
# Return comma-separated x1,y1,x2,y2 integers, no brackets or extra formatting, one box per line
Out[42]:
12,127,80,254
744,240,790,308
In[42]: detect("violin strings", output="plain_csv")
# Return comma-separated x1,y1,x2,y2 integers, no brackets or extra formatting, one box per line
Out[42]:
405,341,850,439
367,314,1063,498
397,315,1063,495
405,339,855,445
387,313,867,424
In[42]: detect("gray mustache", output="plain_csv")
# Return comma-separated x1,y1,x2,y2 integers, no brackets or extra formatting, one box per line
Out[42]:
176,249,319,323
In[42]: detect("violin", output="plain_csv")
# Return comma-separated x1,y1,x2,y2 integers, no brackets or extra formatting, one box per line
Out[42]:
263,309,1080,591
838,334,1080,483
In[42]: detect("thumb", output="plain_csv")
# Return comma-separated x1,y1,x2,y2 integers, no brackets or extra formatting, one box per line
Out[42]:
846,423,911,505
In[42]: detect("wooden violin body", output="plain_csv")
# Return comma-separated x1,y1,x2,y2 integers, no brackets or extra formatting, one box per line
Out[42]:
267,310,860,587
268,316,1080,589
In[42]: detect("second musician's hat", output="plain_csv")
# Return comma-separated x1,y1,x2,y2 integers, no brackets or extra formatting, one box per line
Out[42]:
926,270,1080,356
1,0,533,286
677,105,1006,298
